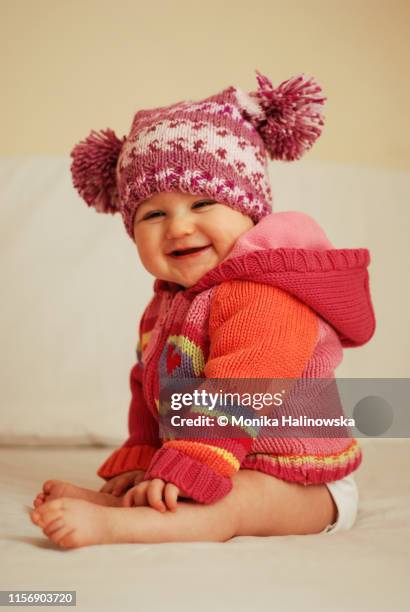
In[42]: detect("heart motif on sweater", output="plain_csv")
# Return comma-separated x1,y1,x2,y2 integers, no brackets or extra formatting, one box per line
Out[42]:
166,344,181,374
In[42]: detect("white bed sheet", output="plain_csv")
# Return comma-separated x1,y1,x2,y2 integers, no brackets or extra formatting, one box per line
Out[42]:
0,439,409,611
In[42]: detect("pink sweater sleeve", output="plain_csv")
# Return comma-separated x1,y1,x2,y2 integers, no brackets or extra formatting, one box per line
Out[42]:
142,281,318,504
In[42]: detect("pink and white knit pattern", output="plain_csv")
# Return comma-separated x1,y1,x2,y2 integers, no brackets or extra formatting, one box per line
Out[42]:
117,86,273,237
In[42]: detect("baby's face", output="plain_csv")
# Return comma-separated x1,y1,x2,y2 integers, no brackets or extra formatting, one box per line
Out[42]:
133,192,255,288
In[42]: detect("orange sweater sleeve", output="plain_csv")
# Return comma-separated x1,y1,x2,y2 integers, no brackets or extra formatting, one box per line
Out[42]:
205,280,318,378
143,280,318,504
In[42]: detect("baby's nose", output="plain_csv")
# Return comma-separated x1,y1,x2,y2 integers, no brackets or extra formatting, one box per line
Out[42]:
165,216,195,239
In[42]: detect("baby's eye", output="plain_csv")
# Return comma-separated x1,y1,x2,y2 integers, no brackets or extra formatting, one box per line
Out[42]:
193,200,216,209
143,211,164,220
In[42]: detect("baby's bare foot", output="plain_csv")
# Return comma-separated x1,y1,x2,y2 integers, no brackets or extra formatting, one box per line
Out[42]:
30,497,122,548
30,495,221,547
33,480,122,509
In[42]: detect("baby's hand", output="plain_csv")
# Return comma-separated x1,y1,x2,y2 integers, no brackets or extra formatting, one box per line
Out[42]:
122,478,185,512
99,470,145,497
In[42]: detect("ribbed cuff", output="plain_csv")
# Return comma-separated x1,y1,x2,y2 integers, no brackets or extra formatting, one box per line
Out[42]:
97,444,157,480
143,447,232,504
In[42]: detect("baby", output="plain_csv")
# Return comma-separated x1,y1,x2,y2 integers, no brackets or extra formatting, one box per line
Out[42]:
30,70,376,548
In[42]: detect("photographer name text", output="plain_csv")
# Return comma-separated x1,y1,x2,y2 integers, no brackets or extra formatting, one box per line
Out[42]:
169,415,355,428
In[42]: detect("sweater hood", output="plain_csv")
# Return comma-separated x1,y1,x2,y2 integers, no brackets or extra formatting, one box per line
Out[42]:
154,212,376,348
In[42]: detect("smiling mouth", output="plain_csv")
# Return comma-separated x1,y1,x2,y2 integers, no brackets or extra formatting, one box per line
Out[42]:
168,245,212,258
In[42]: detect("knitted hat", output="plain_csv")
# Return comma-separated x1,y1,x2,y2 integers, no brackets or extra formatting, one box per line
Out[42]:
70,70,326,240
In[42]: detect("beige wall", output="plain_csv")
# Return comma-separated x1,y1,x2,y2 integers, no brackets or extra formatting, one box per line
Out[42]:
1,0,409,169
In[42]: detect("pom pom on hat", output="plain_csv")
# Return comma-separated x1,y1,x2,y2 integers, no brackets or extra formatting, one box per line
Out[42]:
70,128,126,214
244,70,327,161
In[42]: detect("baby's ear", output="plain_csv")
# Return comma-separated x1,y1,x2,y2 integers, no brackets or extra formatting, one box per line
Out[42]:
70,128,126,215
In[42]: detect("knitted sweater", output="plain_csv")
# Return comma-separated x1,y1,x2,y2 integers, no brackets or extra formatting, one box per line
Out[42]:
97,212,376,503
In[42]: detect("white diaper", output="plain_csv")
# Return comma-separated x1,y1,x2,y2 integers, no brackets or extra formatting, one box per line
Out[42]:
321,474,359,534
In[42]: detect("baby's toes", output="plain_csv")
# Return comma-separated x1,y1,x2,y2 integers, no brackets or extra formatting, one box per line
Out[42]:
31,510,45,528
33,493,47,508
57,530,79,549
31,498,64,529
42,518,74,547
43,480,59,494
46,523,74,548
43,517,65,537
